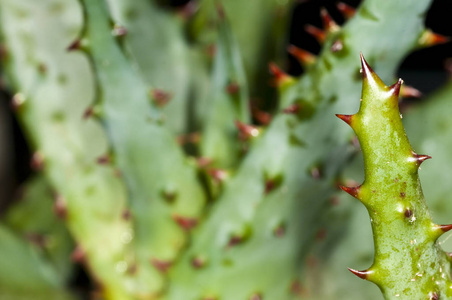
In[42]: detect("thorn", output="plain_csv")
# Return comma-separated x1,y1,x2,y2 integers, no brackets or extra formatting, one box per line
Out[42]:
282,103,300,114
337,2,356,20
268,62,293,87
191,256,206,269
121,209,131,221
67,39,82,51
228,235,243,247
172,215,198,230
196,157,213,168
31,151,45,171
305,24,326,44
235,120,260,140
207,168,228,183
215,1,225,20
53,194,68,219
273,224,286,237
112,24,127,37
348,268,370,280
71,245,86,263
320,8,338,32
335,114,353,126
339,185,360,199
411,152,432,164
151,258,172,273
389,78,403,97
290,280,303,295
26,233,48,248
177,132,201,145
419,29,450,47
151,89,172,107
225,82,240,94
251,104,272,125
177,0,199,19
83,105,102,119
287,45,316,66
249,293,262,300
360,53,374,79
401,85,422,98
437,224,452,233
96,154,111,165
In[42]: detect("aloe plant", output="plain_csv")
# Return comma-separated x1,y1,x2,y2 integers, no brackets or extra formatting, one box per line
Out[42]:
0,0,451,299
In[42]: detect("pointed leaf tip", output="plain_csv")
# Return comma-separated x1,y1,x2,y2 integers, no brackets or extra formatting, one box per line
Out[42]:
287,45,316,66
305,24,326,43
420,30,450,47
401,85,422,98
339,185,360,198
348,268,369,280
337,2,356,19
336,114,353,125
411,152,432,164
360,53,374,79
268,62,292,86
320,8,338,31
438,224,452,233
389,78,403,97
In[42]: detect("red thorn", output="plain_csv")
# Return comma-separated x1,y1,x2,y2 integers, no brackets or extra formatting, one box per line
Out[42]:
283,103,300,114
208,168,228,183
268,62,291,87
228,235,243,247
320,8,338,31
196,157,213,168
290,280,304,296
177,0,199,19
112,24,127,37
360,53,375,79
151,258,172,273
83,106,95,119
335,114,353,125
53,194,67,219
26,233,47,248
348,268,369,280
305,24,326,43
339,185,360,198
401,85,422,98
287,45,316,66
389,78,403,97
420,30,450,47
151,89,172,107
251,104,272,125
235,120,260,140
412,152,432,164
67,39,82,51
71,245,86,263
172,215,198,230
31,151,45,171
191,256,206,269
438,224,452,233
226,82,240,94
215,2,225,20
273,224,285,237
337,2,356,19
249,293,262,300
121,209,131,221
96,155,110,165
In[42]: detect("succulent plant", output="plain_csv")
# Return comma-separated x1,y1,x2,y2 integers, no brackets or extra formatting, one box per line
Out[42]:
0,0,451,299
